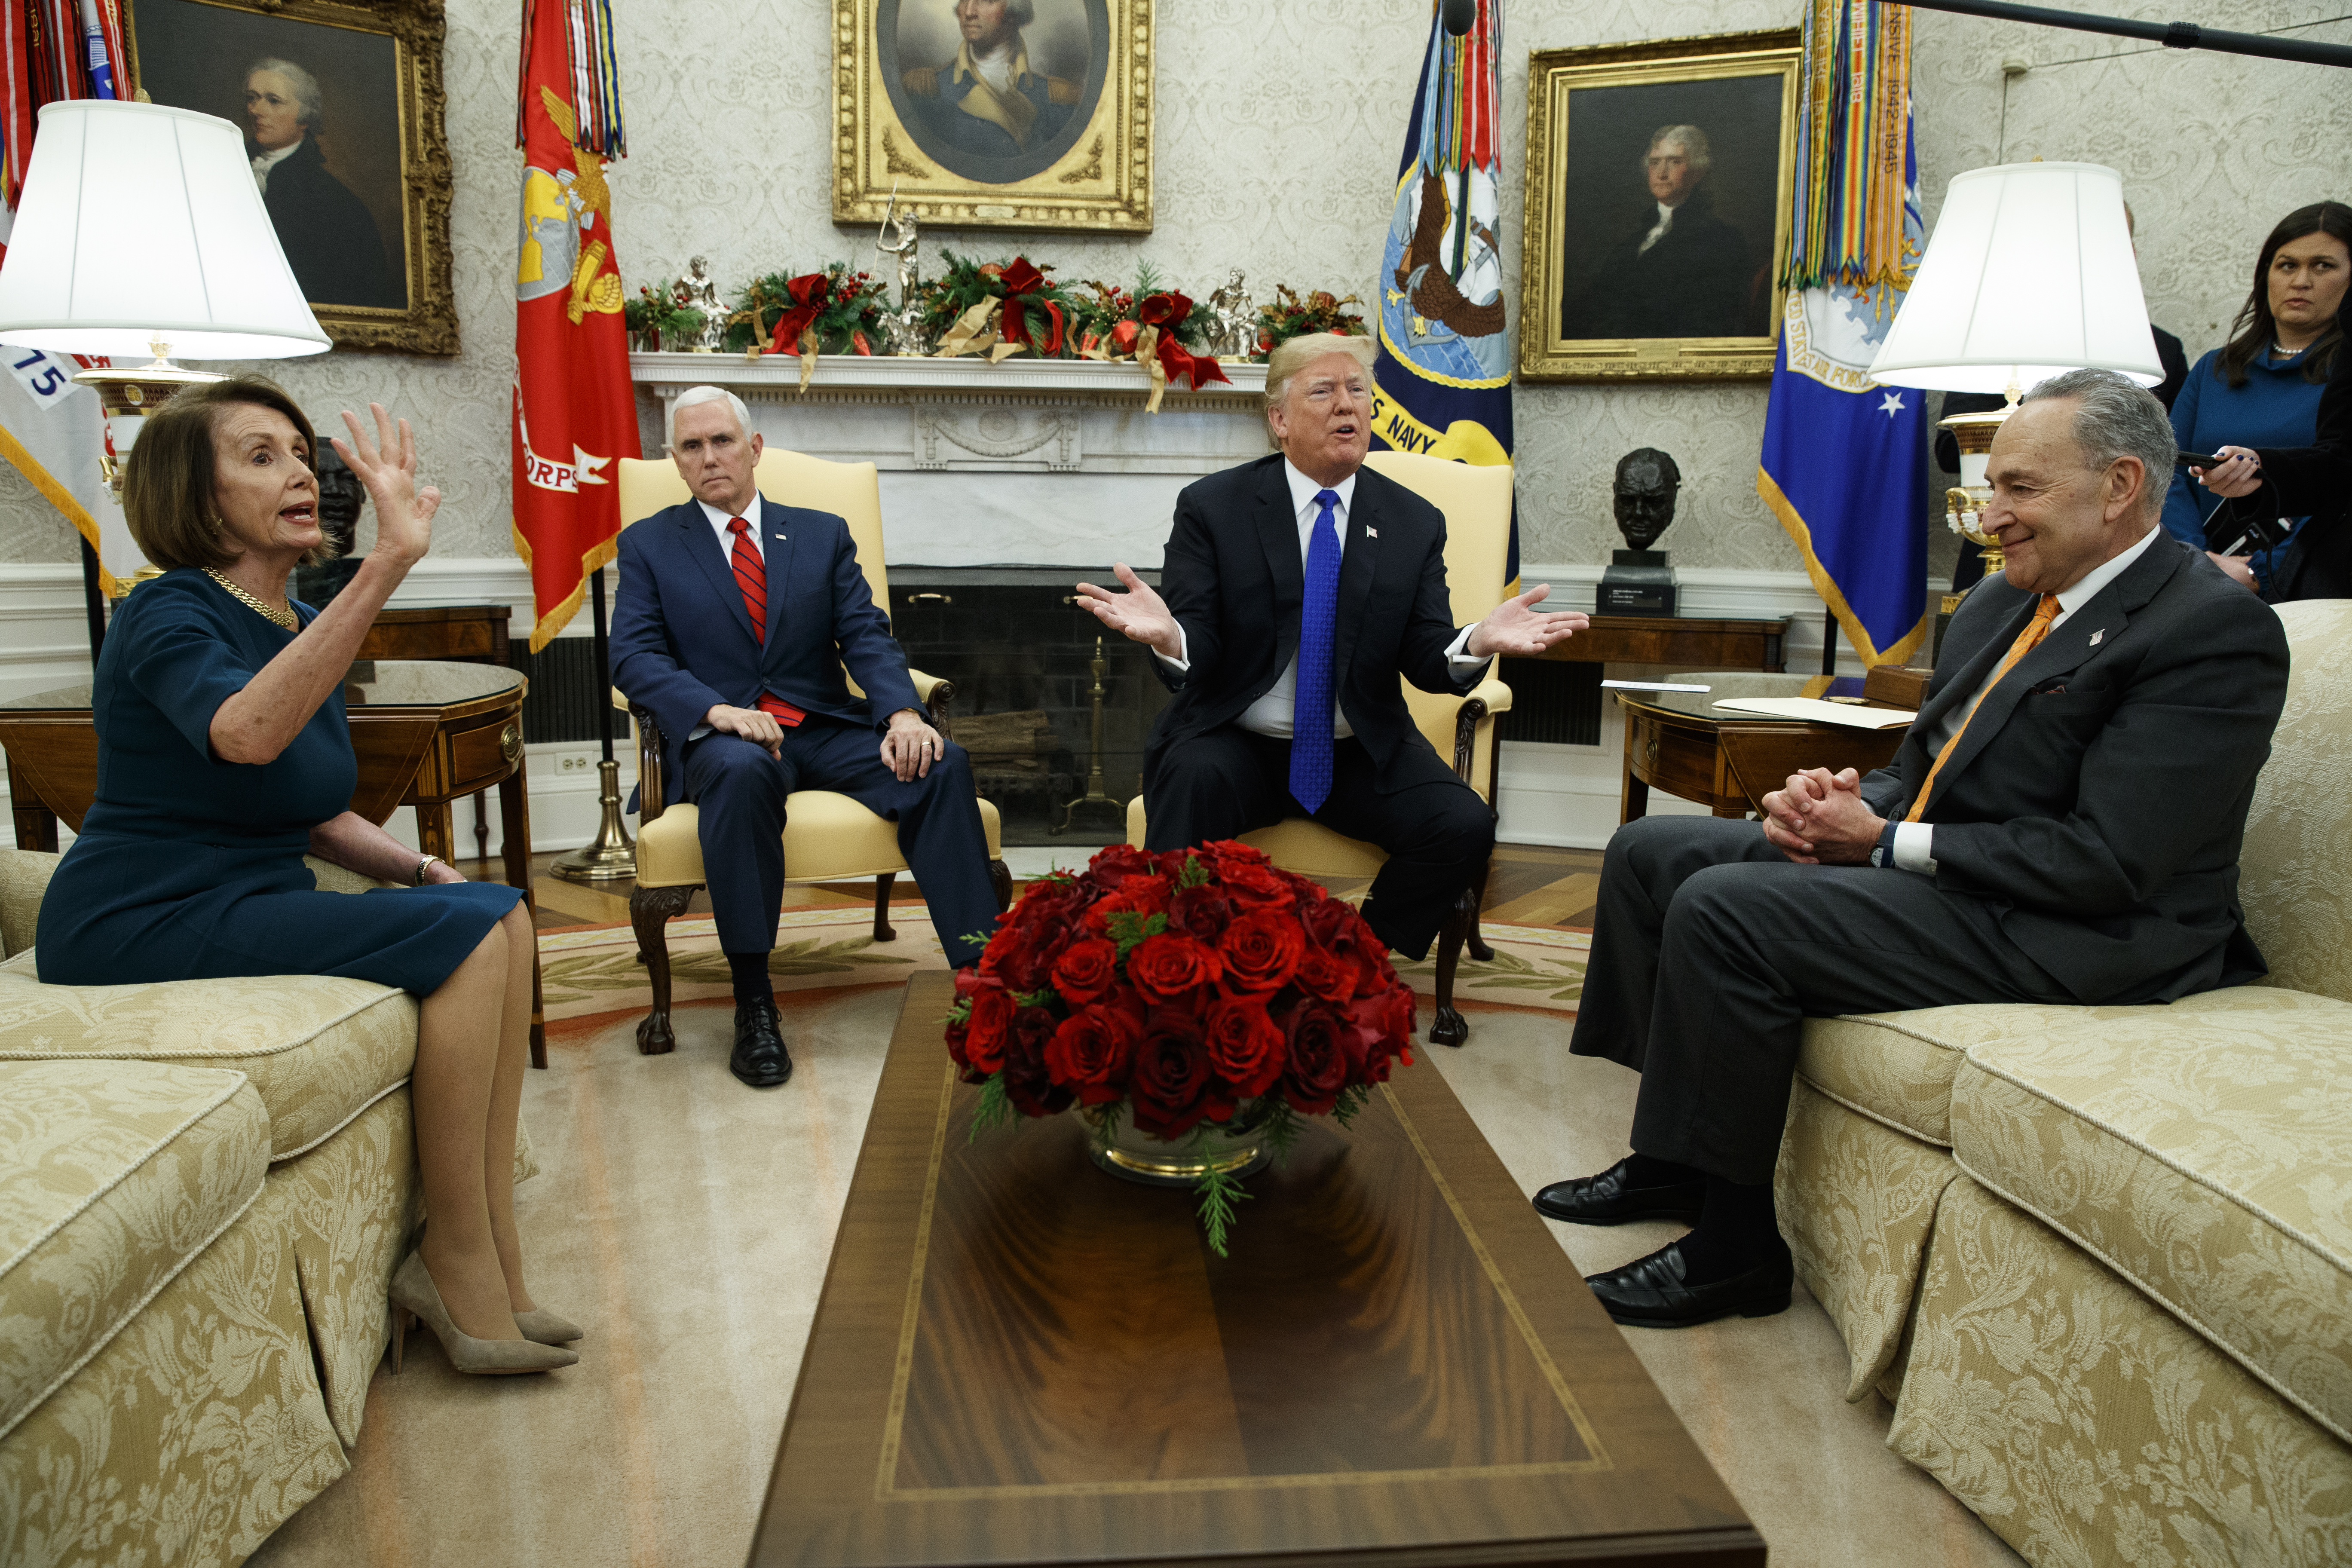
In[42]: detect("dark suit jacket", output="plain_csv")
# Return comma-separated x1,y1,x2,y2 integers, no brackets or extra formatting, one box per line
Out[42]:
1863,535,2289,1004
260,138,398,310
1561,188,1754,340
611,497,920,794
1144,455,1482,798
2247,318,2349,599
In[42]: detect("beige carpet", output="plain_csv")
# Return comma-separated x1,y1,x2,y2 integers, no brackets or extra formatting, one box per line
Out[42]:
248,985,2020,1568
540,909,1588,1024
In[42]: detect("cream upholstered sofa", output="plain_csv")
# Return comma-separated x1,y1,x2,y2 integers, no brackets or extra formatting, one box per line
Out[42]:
1775,597,2352,1565
0,850,520,1567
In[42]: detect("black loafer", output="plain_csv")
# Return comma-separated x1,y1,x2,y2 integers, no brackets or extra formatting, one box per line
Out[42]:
1532,1157,1706,1226
729,998,793,1088
1584,1240,1793,1329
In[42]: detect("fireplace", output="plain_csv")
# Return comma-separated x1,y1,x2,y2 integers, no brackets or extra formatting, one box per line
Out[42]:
887,568,1169,846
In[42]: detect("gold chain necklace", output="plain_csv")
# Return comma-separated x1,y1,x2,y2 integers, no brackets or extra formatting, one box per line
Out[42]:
203,567,296,631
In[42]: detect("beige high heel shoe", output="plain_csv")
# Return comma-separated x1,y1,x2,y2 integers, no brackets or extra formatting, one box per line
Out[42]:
389,1252,577,1375
512,1308,585,1345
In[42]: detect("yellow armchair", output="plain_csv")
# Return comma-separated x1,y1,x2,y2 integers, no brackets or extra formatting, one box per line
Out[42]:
613,450,1010,1054
1126,450,1515,1045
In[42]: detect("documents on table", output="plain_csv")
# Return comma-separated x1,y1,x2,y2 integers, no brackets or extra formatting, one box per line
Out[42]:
1600,680,1711,692
1711,697,1917,730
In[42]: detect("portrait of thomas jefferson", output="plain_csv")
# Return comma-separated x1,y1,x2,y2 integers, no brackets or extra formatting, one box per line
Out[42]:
1560,123,1759,341
893,0,1093,175
243,56,401,311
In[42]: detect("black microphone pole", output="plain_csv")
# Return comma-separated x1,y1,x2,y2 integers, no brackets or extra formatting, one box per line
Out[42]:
1888,0,2352,69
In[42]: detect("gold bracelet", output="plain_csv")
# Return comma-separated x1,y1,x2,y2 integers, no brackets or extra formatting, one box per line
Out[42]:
414,855,442,886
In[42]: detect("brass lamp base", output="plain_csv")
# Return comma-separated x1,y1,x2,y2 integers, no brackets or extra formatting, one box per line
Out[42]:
1941,382,2022,580
550,758,637,882
74,343,224,493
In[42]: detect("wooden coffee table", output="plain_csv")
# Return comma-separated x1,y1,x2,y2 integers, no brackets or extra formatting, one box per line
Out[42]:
752,973,1766,1566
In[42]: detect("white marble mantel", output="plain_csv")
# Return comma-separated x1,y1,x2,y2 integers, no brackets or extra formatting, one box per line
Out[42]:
631,352,1276,569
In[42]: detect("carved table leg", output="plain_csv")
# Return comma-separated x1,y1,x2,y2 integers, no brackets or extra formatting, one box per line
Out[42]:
873,871,897,942
631,884,697,1055
1465,854,1495,963
1426,885,1476,1048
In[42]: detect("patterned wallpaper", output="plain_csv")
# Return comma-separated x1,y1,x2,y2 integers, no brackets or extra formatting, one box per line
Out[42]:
0,0,2342,574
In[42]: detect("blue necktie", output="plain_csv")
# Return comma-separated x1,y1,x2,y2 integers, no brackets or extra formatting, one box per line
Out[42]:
1289,489,1343,815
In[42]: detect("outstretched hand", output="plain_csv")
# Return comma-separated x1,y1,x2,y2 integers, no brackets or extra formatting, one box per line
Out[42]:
334,402,439,569
1073,563,1183,659
1465,583,1587,659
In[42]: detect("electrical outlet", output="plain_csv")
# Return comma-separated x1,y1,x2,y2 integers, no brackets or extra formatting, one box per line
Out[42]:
554,751,597,775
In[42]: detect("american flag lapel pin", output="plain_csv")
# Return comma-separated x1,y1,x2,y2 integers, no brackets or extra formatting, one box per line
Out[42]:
1366,527,1378,538
2089,628,2104,646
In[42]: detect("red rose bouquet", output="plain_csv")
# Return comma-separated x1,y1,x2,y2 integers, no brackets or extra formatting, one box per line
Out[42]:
945,840,1416,1253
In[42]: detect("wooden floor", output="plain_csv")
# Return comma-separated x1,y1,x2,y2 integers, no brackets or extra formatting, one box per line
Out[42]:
461,842,1608,936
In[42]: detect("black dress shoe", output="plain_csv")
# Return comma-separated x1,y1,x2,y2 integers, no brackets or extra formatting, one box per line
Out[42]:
1532,1157,1706,1225
730,998,793,1088
1584,1240,1792,1329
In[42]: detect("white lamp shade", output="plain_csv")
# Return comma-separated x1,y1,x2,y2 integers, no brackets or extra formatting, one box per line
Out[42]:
0,100,328,360
1868,162,2162,394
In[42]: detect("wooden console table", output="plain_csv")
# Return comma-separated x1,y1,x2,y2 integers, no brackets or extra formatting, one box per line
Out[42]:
1537,613,1790,672
753,974,1765,1567
1616,671,1913,824
0,660,547,1066
356,605,514,861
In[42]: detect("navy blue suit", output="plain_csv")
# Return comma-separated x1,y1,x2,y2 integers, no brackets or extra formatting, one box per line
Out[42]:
611,496,997,964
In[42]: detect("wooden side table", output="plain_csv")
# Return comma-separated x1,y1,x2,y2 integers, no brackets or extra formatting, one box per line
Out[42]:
1616,672,1910,824
0,661,548,1067
1536,613,1791,671
355,605,514,860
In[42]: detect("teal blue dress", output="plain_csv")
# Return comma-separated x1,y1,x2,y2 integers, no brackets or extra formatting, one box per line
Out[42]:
36,570,521,992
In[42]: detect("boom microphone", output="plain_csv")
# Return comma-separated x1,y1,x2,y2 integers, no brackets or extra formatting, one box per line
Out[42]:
1441,0,1478,36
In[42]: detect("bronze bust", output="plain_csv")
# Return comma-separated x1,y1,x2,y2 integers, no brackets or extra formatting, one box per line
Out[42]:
1612,447,1681,553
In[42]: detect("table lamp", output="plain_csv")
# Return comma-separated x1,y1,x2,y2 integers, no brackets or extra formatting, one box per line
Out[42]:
1868,161,2163,579
0,99,328,496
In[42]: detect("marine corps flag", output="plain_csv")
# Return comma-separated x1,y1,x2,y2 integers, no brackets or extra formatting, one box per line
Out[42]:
512,0,636,652
1755,0,1929,668
1370,0,1518,587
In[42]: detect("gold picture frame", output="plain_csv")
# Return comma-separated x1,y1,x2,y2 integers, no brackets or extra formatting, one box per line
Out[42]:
128,0,458,355
1519,30,1798,382
833,0,1152,235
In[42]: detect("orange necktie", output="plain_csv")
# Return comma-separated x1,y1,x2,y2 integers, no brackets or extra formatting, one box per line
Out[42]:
1904,593,2059,824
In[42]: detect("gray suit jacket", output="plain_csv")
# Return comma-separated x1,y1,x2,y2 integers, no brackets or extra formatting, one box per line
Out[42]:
1861,535,2289,1004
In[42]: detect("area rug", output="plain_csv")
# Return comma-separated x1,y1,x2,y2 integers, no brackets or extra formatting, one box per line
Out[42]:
538,908,1588,1026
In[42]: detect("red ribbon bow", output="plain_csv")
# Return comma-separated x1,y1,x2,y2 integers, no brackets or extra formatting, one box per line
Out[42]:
997,256,1067,358
1135,291,1232,391
766,271,833,355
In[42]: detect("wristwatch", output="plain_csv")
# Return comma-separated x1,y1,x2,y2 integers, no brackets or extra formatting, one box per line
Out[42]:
413,854,444,885
1868,821,1900,869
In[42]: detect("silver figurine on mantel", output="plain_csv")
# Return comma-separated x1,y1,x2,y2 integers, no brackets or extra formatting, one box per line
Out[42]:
680,255,725,351
1204,268,1257,359
875,183,930,355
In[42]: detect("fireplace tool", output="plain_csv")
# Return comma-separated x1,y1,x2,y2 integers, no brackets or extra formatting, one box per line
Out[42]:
1052,634,1128,836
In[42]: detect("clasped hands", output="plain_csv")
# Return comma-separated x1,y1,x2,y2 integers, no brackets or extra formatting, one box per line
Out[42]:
1071,563,1589,660
1760,767,1886,865
704,703,946,781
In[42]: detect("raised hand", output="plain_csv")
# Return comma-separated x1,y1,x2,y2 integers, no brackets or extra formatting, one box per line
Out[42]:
1073,562,1183,660
1465,583,1588,659
334,402,440,570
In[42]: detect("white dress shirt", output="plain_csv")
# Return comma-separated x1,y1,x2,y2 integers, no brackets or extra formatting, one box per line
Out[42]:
699,496,763,563
1155,459,1487,739
250,140,301,194
1892,525,2164,874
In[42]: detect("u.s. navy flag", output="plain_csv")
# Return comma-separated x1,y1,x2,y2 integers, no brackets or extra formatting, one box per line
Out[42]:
1756,0,1929,668
1370,0,1518,587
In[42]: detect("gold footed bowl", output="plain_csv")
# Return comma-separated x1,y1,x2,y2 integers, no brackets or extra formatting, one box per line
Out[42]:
1083,1102,1272,1187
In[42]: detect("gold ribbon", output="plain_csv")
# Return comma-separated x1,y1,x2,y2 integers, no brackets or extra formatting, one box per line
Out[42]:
935,298,1002,358
1135,324,1167,413
793,326,818,392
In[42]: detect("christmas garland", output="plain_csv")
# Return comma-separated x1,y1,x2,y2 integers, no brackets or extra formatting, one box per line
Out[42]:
720,264,891,357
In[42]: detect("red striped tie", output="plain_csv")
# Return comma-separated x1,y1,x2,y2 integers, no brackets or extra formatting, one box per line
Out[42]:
726,516,805,727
